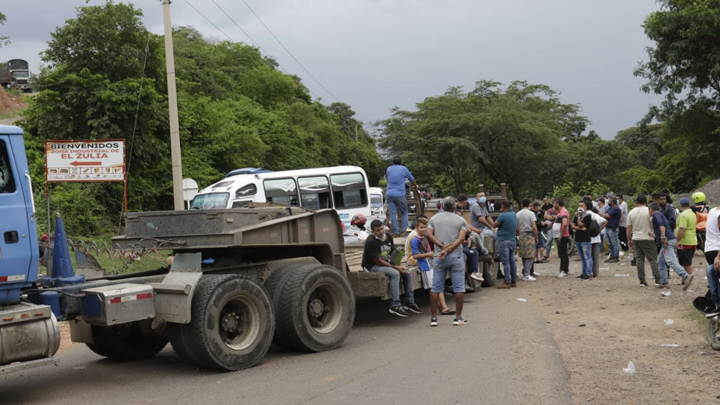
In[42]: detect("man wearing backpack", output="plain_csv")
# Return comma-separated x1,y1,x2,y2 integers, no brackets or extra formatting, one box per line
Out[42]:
572,201,594,280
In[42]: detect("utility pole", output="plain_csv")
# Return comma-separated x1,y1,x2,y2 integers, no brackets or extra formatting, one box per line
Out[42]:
162,0,184,210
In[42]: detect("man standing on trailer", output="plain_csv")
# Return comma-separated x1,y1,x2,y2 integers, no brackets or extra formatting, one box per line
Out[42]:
385,156,418,237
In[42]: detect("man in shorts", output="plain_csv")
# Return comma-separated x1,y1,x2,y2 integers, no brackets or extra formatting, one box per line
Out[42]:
411,217,454,315
676,197,697,277
427,197,468,327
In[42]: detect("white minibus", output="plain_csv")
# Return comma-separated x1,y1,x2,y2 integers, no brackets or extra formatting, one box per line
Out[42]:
191,165,372,230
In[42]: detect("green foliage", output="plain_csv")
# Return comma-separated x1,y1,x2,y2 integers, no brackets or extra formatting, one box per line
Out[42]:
17,2,381,238
615,124,663,169
636,0,720,186
0,11,9,47
379,81,589,200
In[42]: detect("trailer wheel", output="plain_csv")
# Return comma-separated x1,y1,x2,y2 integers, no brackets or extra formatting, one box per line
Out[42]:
170,275,274,371
86,323,168,361
481,262,497,287
266,265,355,352
706,318,720,351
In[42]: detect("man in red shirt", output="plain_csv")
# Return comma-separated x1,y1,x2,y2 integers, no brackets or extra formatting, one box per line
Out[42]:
553,199,571,278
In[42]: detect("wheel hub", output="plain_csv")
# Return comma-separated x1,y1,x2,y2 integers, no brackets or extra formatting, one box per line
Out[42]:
308,298,325,318
222,312,240,332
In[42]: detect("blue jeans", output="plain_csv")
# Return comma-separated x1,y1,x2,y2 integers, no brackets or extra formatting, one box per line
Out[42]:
386,195,408,235
605,228,619,259
657,239,688,284
432,250,465,293
370,265,415,307
463,247,479,274
708,264,720,305
544,229,553,256
498,239,517,283
577,241,593,276
522,258,534,277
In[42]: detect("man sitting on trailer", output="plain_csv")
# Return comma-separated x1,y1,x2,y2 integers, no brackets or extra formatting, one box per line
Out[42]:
362,219,422,318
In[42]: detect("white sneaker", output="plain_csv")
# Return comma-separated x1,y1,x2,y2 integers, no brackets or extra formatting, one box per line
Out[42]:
523,275,536,281
532,272,541,277
470,273,484,281
556,272,568,278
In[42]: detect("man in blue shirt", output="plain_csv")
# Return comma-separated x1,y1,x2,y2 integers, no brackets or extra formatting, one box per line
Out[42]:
493,200,518,288
385,156,418,237
649,202,693,289
602,196,622,263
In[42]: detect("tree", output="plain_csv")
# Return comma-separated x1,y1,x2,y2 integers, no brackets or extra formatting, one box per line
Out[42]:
635,0,720,182
18,2,381,237
379,81,589,200
0,12,10,47
615,124,663,169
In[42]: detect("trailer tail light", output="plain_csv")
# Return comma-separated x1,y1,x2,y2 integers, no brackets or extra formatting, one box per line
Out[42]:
0,275,26,283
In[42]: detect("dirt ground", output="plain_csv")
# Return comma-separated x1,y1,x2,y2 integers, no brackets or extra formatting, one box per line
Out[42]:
54,247,720,404
522,250,720,404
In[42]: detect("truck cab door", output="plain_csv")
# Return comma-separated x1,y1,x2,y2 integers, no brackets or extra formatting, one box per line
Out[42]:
0,134,36,290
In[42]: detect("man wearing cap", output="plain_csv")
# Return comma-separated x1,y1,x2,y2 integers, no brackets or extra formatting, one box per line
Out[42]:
676,197,697,277
627,195,660,286
602,196,622,263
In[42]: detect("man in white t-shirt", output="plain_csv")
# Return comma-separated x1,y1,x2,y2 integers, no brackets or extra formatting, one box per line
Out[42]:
590,208,607,278
627,194,660,286
618,194,630,253
516,198,539,281
704,207,720,309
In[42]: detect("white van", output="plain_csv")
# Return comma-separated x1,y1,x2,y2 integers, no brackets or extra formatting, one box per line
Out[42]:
191,165,372,229
368,187,385,217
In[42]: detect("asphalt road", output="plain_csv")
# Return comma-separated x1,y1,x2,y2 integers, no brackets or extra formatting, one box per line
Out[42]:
2,288,570,405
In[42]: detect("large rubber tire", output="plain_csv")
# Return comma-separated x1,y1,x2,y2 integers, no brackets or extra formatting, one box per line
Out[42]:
86,323,168,361
265,264,355,352
707,316,720,351
465,271,481,292
567,237,576,256
170,275,274,371
481,261,497,287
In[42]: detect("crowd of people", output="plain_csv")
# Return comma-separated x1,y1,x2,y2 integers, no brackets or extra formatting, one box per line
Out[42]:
363,156,720,325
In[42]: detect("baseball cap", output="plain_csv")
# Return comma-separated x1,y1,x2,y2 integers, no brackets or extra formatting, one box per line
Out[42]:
605,193,615,198
679,197,691,206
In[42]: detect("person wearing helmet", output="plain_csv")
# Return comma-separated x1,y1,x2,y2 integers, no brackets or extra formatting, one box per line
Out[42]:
351,213,367,231
692,191,709,213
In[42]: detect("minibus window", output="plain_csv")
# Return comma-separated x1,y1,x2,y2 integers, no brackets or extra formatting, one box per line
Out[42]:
299,176,331,209
330,173,367,208
264,178,299,206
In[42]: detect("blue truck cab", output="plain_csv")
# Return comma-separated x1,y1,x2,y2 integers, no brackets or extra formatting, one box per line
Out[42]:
0,125,38,306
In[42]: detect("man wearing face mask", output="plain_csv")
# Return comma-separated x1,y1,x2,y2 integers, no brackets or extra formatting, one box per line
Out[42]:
362,219,421,317
471,192,497,258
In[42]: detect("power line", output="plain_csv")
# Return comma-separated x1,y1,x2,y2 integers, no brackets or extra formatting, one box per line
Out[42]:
239,0,342,103
183,0,234,41
185,0,374,121
184,0,322,100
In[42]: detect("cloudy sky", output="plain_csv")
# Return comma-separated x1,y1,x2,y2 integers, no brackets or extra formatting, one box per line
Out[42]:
1,0,662,138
